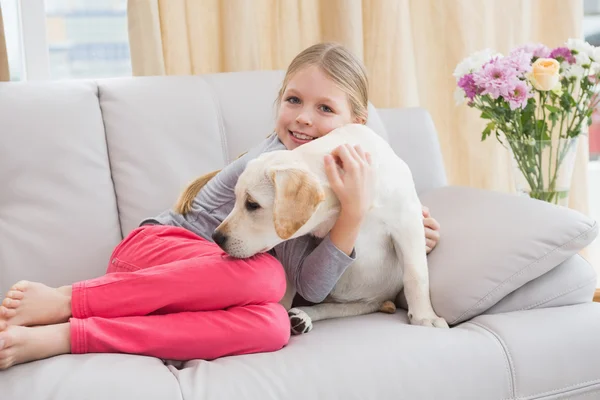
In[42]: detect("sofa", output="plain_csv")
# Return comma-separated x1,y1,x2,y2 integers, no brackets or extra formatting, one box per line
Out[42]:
1,70,600,400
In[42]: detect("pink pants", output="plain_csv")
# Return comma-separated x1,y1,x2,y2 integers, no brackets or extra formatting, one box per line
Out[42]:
69,224,290,361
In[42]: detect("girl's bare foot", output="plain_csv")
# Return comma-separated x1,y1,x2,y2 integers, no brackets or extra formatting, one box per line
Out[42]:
0,320,71,370
0,281,72,327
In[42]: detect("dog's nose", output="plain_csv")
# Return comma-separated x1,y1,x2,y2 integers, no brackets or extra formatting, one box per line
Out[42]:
212,230,228,247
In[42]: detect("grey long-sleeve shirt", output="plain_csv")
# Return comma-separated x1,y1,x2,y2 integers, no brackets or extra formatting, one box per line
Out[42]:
140,133,355,303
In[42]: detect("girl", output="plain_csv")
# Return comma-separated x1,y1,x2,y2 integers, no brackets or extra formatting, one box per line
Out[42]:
0,42,441,370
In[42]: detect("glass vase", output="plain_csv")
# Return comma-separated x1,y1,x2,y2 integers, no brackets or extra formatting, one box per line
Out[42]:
506,136,579,207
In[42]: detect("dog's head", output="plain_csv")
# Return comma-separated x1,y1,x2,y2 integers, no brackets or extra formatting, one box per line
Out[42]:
212,153,326,258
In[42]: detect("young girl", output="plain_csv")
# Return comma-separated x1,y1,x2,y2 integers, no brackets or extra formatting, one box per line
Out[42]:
0,42,441,370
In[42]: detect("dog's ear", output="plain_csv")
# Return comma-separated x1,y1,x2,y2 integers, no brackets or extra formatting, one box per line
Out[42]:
270,167,325,240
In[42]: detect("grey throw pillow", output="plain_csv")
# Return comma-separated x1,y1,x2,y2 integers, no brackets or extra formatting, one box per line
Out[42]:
416,186,598,325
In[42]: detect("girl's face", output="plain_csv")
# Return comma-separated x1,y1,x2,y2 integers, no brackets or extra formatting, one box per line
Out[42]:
276,65,358,150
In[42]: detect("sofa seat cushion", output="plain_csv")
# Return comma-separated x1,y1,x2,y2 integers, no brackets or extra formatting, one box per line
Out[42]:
417,185,598,325
469,302,600,399
171,312,513,400
2,305,600,400
171,304,600,400
0,353,182,400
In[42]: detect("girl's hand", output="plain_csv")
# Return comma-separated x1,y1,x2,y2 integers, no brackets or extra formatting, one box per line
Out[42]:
422,205,440,254
324,144,375,256
324,144,375,223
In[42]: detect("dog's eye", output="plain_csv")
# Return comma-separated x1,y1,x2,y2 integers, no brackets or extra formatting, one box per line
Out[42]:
245,200,261,211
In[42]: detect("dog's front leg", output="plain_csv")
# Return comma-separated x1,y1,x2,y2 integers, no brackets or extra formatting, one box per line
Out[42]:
392,206,448,329
288,302,382,335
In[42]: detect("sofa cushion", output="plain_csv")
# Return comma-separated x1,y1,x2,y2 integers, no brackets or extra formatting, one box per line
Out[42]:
0,353,182,400
199,70,389,163
377,107,447,195
96,72,390,237
170,312,512,400
97,76,229,236
169,303,600,400
417,185,598,325
484,254,597,315
0,81,122,294
469,303,600,399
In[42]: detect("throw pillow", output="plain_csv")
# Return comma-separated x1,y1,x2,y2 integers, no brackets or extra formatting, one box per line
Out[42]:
413,185,598,325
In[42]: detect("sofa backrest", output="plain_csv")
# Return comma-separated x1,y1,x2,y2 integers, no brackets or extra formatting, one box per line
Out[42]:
0,71,446,293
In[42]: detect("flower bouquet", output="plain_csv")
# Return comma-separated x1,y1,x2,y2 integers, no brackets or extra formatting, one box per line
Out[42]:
454,39,600,206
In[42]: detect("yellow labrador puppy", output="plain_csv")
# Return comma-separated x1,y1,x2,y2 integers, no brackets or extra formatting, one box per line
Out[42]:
213,124,448,333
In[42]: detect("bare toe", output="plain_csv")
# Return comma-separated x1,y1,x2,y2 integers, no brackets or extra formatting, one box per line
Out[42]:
3,281,71,327
0,306,16,320
0,328,15,370
11,281,29,292
0,324,71,370
7,291,25,301
0,320,7,331
2,298,21,309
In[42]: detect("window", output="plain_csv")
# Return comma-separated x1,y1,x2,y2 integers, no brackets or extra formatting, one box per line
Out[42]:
45,0,131,80
0,0,131,81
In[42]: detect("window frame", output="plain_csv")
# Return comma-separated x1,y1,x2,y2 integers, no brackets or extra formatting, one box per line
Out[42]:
17,0,51,80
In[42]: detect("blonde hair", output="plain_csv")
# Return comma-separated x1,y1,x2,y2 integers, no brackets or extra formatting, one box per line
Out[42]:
174,42,369,214
276,42,369,123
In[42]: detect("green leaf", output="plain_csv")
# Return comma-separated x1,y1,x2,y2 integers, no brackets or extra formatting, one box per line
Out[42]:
480,111,493,120
544,105,562,114
560,93,574,111
536,120,551,141
521,101,535,129
482,121,496,141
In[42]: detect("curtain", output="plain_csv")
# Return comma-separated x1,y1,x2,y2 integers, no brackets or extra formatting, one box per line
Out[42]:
0,4,9,82
127,0,587,214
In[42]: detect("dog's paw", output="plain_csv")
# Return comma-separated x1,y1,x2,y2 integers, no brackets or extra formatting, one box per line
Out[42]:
408,312,449,329
379,300,396,314
288,308,313,335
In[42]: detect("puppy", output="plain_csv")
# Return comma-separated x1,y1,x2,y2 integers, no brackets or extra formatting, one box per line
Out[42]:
213,124,448,334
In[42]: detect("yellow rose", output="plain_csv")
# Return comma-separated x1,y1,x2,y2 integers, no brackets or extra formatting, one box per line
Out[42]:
527,58,560,91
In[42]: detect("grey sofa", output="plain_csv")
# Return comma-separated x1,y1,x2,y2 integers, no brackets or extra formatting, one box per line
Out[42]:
1,70,600,400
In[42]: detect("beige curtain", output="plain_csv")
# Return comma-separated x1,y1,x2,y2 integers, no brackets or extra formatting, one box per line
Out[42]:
0,5,9,82
127,0,587,214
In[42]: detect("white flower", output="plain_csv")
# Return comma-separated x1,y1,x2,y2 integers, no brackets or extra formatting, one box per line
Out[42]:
593,46,600,63
590,62,600,75
563,64,586,80
566,38,595,57
453,48,499,80
526,137,537,146
454,87,466,105
575,51,591,67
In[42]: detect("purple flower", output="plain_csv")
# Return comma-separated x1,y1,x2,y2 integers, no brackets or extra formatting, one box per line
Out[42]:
549,47,576,64
504,49,533,74
457,73,480,100
512,43,551,59
473,57,520,99
505,80,531,110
